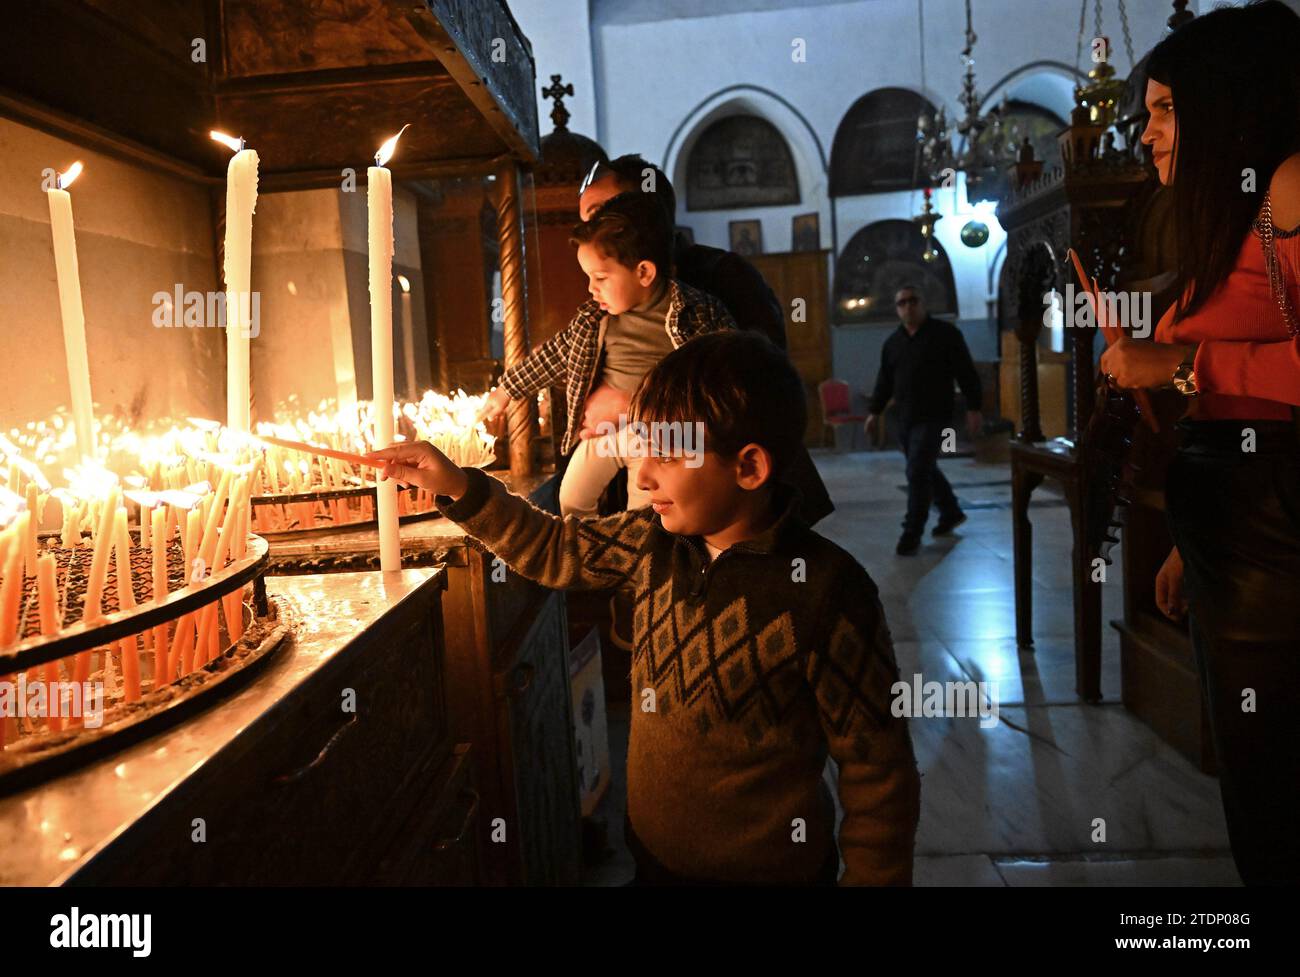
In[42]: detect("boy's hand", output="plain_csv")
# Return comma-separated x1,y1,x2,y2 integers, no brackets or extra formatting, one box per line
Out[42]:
368,441,468,499
477,387,511,425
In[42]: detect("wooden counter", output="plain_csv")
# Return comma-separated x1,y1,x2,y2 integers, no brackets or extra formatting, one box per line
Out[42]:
263,471,583,886
0,568,473,886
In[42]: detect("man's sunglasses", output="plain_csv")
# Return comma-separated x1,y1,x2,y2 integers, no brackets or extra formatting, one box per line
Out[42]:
578,161,604,197
896,296,920,307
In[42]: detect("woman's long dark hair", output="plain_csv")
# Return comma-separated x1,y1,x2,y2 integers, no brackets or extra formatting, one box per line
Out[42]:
1146,0,1300,321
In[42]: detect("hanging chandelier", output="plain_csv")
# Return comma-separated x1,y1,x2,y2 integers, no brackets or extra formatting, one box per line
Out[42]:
913,188,943,263
1072,0,1135,129
916,0,1015,203
916,0,1135,204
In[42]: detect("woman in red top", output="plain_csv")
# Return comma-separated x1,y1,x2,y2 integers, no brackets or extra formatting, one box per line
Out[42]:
1101,0,1300,885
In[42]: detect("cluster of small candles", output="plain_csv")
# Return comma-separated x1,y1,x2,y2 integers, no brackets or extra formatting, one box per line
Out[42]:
4,123,505,750
0,442,255,749
0,393,494,748
249,392,495,532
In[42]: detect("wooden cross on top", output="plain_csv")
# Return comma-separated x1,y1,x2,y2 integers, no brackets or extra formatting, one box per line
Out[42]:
541,74,575,132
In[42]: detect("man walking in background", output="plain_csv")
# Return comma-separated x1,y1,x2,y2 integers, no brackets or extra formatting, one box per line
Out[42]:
865,285,982,556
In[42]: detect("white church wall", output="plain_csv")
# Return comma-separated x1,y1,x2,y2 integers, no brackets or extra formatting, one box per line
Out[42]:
580,0,1203,404
508,0,600,137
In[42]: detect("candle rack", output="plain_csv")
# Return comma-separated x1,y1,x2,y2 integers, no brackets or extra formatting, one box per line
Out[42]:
249,483,444,541
0,531,287,796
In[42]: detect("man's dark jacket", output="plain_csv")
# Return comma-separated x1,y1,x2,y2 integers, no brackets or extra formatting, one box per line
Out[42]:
869,316,982,426
673,235,835,526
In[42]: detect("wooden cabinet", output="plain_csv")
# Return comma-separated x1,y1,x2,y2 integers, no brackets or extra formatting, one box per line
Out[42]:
0,570,464,886
497,590,582,884
749,250,833,446
439,544,582,885
261,473,583,886
378,743,481,885
1112,439,1213,773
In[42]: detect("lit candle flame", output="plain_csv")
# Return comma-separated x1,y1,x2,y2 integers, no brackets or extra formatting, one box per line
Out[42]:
397,274,411,293
374,124,410,167
157,489,204,510
0,486,25,512
123,489,162,509
0,434,53,491
61,461,118,501
57,161,84,190
210,130,245,154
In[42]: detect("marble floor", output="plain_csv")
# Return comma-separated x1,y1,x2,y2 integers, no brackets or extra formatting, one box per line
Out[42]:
581,447,1238,886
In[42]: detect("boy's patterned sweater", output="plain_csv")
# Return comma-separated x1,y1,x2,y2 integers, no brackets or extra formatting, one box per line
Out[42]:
436,467,921,885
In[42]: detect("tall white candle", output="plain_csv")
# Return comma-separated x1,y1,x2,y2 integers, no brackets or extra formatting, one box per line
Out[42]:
212,132,259,435
398,274,417,400
368,127,408,572
45,162,95,463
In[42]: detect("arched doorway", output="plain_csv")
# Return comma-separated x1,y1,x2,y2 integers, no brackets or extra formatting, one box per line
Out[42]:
834,219,957,322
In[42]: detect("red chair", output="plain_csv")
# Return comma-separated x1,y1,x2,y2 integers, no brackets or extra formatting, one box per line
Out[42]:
818,379,867,451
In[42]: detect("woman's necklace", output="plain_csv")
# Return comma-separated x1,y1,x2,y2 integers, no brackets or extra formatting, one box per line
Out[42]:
1254,190,1300,338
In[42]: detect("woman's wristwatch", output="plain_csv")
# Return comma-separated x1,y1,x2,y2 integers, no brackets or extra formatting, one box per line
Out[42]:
1171,344,1200,397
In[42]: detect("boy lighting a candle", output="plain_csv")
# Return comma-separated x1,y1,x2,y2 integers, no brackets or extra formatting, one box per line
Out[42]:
371,331,920,885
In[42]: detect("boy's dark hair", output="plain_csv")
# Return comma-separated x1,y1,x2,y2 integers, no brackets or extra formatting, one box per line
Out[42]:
570,190,673,280
587,154,676,231
1146,0,1300,322
630,330,807,480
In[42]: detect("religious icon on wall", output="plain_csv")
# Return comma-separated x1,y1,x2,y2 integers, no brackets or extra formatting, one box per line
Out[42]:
792,212,820,252
729,219,762,256
687,115,800,210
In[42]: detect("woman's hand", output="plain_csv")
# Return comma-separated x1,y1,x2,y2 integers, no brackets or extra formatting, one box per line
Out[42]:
1099,337,1191,389
368,441,468,499
578,383,632,440
1155,545,1188,620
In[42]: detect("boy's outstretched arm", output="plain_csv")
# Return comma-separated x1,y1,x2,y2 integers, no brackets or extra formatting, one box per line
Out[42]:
806,569,921,886
369,441,649,592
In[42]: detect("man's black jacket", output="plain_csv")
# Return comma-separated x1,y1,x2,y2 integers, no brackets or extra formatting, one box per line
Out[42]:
671,236,833,526
869,316,982,426
674,237,786,350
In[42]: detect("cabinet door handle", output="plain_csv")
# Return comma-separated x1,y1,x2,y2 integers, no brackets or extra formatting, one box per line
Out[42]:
509,662,535,697
272,714,359,786
434,788,480,851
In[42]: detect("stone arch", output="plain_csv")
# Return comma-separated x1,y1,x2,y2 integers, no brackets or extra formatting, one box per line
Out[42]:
664,86,827,213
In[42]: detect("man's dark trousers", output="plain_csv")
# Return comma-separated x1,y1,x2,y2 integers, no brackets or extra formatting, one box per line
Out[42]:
898,420,960,536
